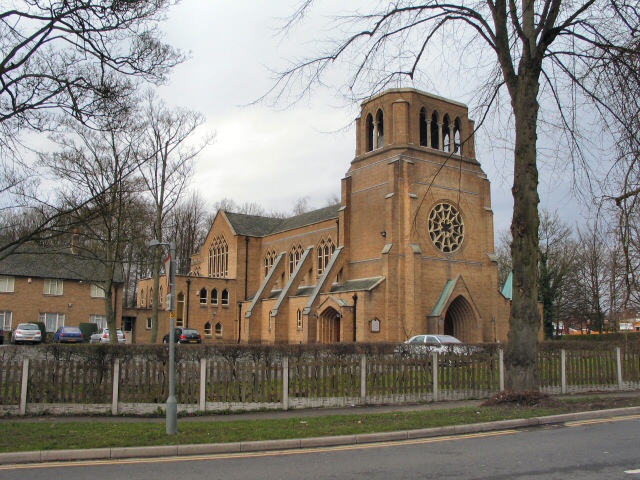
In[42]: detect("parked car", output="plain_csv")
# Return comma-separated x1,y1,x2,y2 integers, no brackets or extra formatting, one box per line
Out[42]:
162,328,202,344
10,323,42,345
53,326,84,343
89,328,125,344
398,334,468,355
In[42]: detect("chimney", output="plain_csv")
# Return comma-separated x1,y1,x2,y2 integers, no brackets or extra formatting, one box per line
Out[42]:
71,229,80,255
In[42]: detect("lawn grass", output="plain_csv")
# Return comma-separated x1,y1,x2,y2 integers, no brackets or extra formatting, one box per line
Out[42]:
3,396,640,453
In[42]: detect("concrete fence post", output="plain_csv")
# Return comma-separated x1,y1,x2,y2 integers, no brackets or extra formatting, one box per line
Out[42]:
561,349,567,395
199,358,207,412
432,352,438,402
19,358,29,416
282,356,289,411
111,359,120,415
360,354,367,403
616,347,623,391
498,349,504,392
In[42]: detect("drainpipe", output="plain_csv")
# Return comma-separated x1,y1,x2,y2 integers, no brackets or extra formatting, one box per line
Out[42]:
238,303,242,344
352,293,358,342
244,236,249,300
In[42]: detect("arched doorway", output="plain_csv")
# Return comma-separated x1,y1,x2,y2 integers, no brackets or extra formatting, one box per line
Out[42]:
443,295,476,342
319,307,341,343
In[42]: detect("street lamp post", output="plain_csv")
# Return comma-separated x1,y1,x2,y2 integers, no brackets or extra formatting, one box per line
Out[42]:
149,239,177,435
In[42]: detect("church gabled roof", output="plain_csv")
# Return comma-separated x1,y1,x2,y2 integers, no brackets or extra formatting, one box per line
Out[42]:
224,204,341,238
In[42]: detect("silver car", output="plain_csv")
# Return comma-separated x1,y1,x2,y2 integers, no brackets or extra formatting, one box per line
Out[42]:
10,323,42,345
89,328,126,344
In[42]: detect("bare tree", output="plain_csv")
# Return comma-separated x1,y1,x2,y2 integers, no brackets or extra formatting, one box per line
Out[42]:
40,115,145,343
165,191,210,275
0,0,184,261
572,221,615,334
267,1,639,391
139,90,213,343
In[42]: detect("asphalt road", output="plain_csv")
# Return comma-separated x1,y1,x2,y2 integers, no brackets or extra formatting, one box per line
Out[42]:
1,415,639,480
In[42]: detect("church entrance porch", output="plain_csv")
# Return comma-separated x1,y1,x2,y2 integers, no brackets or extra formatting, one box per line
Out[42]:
318,307,341,343
443,295,477,343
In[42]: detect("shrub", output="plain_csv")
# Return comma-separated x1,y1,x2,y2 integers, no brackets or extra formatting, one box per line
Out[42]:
79,323,99,343
34,322,47,343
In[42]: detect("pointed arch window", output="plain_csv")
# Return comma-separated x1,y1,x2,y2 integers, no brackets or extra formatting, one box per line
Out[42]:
140,289,145,307
211,288,218,306
431,111,440,149
317,238,336,276
221,289,229,306
419,107,429,147
215,322,223,337
443,114,452,152
375,109,384,148
297,309,303,329
454,117,462,154
208,235,228,278
199,288,208,305
177,292,184,326
264,249,276,277
366,113,374,152
204,321,212,336
159,286,163,308
289,244,304,275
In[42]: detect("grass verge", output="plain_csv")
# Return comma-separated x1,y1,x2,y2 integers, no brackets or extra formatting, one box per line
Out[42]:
1,396,639,453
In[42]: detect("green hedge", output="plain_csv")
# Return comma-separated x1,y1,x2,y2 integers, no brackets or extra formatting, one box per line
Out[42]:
558,332,640,342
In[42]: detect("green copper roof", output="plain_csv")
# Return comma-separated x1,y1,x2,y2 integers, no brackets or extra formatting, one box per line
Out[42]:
501,272,513,300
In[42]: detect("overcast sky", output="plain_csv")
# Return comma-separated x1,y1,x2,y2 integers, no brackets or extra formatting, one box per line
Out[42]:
156,1,585,236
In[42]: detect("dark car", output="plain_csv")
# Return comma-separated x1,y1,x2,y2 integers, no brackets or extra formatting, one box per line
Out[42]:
162,328,202,344
53,326,84,343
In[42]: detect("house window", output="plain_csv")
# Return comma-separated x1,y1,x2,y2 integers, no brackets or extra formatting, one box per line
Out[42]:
208,235,229,278
215,322,223,337
40,312,65,332
146,318,152,330
0,276,15,293
159,286,163,308
297,309,302,329
140,289,145,307
199,288,207,305
288,244,304,275
204,321,212,336
149,287,154,307
317,238,336,276
221,289,229,306
211,288,218,306
264,250,276,277
44,278,63,296
0,311,12,330
91,284,106,298
89,314,107,329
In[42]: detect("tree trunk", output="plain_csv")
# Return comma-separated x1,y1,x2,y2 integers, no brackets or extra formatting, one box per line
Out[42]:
505,75,542,391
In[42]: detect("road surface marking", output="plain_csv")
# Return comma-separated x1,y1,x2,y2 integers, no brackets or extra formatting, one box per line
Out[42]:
566,414,640,428
0,429,519,471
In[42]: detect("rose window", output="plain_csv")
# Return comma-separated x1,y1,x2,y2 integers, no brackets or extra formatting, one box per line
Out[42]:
428,203,464,253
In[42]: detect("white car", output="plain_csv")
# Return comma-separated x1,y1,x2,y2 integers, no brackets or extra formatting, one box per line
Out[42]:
89,328,126,344
10,323,42,345
399,334,468,355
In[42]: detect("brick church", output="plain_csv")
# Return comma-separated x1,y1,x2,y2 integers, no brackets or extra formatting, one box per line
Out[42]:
134,88,511,344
